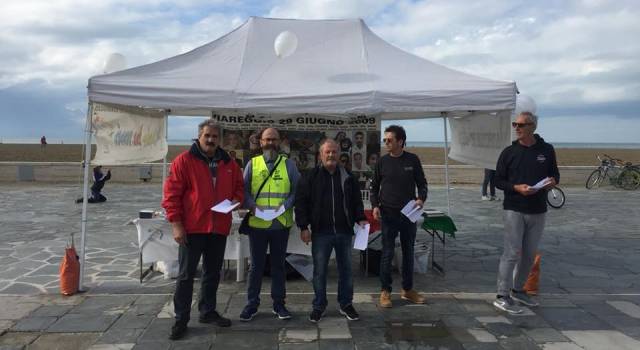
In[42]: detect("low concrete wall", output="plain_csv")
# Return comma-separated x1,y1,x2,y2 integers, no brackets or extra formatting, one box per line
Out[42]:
0,162,594,186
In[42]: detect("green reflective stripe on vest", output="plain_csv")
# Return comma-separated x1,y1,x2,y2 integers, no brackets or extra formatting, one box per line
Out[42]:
249,155,293,228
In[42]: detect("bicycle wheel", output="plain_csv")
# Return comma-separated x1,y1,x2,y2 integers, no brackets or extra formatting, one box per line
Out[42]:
618,169,640,190
547,187,565,209
585,170,602,189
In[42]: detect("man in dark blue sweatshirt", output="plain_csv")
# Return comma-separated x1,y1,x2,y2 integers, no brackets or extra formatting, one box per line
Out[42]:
493,111,560,314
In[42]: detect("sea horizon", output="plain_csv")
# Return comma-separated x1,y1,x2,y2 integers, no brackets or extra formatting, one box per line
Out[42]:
1,138,639,149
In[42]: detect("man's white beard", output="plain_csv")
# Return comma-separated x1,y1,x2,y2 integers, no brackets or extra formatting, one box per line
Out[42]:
263,149,278,161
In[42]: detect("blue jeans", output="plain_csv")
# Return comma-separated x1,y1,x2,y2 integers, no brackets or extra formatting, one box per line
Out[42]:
380,214,416,292
311,232,354,311
246,228,290,308
173,234,227,323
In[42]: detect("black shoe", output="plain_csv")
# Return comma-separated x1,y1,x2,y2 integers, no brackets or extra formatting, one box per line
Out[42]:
272,304,292,320
199,310,232,327
169,321,187,340
239,305,258,322
309,309,325,323
339,304,360,321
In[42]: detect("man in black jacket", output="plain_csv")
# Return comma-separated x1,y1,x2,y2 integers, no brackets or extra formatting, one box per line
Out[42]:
295,139,367,323
371,125,428,308
493,111,559,314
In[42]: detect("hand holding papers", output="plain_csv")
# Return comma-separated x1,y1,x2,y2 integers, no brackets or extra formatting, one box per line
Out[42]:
211,199,240,213
255,205,286,221
531,177,552,192
353,223,370,250
401,200,423,223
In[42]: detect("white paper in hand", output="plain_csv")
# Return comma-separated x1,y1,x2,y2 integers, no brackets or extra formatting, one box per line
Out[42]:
211,199,240,213
401,200,423,223
353,223,370,250
255,205,285,221
531,177,552,191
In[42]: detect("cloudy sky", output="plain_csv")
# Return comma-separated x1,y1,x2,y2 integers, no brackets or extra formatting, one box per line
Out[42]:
1,0,639,144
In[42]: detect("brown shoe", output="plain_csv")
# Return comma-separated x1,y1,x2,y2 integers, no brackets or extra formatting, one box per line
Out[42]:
379,290,392,308
401,289,426,304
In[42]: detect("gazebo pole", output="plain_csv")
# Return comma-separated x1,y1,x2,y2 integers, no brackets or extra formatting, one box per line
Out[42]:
79,103,93,291
442,113,451,216
162,113,168,196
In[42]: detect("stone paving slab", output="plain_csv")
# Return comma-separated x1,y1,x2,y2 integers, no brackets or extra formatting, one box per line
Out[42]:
28,333,100,350
46,313,119,333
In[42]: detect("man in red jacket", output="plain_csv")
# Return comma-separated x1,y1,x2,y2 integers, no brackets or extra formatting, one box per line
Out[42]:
162,120,244,340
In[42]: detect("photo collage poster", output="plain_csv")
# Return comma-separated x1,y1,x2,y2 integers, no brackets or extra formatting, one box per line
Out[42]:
214,113,380,189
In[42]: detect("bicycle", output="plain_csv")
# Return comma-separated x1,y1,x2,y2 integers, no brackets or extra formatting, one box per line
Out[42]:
546,186,565,209
617,163,640,190
585,154,624,189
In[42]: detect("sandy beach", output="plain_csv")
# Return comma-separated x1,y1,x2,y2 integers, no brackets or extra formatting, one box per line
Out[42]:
1,143,639,166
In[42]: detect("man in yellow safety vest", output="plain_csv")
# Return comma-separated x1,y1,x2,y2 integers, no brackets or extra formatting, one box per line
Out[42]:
239,127,300,322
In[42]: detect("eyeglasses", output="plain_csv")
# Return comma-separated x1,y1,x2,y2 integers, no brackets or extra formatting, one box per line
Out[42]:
382,138,395,143
512,122,533,128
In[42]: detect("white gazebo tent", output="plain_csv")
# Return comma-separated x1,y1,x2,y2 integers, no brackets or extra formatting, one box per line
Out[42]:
82,17,517,289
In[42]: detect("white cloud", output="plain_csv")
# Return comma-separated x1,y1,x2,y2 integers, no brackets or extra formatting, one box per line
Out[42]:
268,0,394,19
0,0,244,87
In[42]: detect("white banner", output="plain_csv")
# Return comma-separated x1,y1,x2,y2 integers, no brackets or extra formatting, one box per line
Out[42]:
91,102,167,165
211,112,380,131
448,111,512,170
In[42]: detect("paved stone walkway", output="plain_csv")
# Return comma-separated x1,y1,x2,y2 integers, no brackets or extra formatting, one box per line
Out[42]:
1,183,639,349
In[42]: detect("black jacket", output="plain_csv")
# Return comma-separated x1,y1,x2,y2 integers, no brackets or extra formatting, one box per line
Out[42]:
495,134,560,214
295,165,366,235
370,151,428,216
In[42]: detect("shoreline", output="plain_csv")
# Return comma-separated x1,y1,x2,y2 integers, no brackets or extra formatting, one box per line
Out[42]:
1,144,639,166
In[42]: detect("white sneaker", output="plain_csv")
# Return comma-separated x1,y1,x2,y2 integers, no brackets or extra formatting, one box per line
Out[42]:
481,195,490,201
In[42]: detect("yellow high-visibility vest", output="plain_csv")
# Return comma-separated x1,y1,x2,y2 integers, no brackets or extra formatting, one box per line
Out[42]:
248,155,293,228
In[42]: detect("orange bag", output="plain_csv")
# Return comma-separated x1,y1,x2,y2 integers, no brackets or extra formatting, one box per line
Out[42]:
524,253,541,295
59,244,80,296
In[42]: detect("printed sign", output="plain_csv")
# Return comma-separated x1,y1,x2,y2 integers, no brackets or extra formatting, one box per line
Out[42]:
91,102,167,165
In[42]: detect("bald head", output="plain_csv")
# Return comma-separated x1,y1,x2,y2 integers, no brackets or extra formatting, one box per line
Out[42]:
260,127,280,153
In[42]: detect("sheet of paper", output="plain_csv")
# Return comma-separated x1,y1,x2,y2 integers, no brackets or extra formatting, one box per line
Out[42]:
211,199,240,213
401,200,423,223
531,177,551,191
353,223,370,251
255,205,285,221
285,254,314,282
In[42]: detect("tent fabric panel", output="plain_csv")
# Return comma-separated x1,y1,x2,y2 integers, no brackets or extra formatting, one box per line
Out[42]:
87,17,516,116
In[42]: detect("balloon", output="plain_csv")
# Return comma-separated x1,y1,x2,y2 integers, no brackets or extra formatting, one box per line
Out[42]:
515,94,537,115
103,53,127,74
274,31,298,58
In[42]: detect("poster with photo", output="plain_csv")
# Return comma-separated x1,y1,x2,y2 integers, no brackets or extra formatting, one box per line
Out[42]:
217,113,381,189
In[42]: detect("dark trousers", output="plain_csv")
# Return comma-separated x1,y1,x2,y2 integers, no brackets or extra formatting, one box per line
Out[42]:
380,214,417,292
173,234,227,323
311,232,354,311
482,169,496,196
246,228,290,308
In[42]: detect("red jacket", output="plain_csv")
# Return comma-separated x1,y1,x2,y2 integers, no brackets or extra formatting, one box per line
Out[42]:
162,144,244,236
